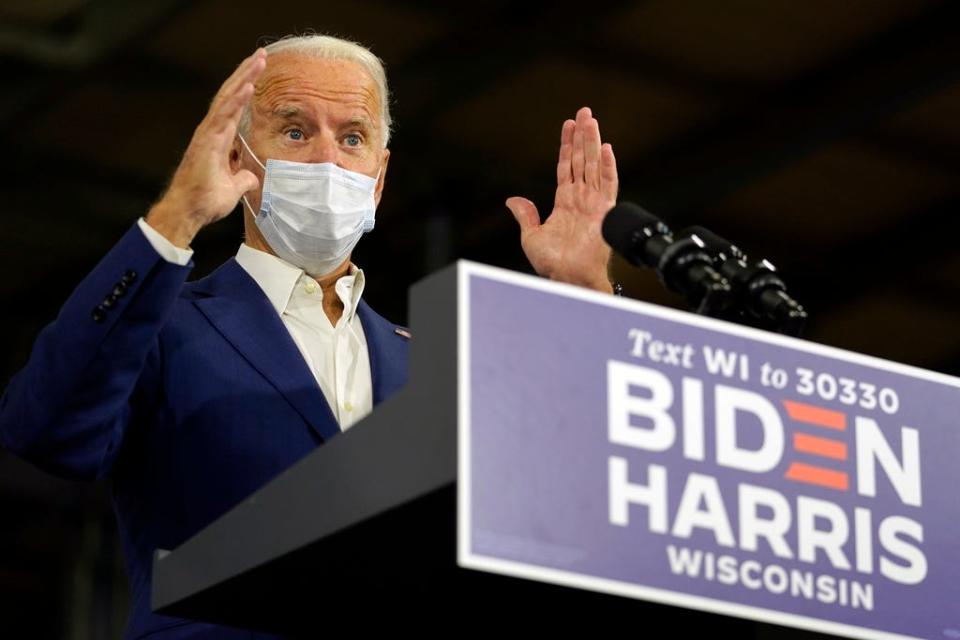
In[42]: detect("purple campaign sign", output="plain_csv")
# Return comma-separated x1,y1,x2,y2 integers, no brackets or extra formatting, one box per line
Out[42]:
456,262,960,640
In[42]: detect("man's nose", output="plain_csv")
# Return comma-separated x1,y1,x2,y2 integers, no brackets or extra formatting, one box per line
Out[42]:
308,134,339,164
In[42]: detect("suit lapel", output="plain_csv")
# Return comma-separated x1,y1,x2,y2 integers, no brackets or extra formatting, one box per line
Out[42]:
357,299,409,405
191,259,341,442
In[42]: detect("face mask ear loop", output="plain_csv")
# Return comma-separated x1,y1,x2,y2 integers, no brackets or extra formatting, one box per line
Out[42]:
241,194,256,217
238,134,266,218
238,134,266,171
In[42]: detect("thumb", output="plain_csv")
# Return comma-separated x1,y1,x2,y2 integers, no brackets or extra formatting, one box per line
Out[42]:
234,169,260,196
505,196,540,233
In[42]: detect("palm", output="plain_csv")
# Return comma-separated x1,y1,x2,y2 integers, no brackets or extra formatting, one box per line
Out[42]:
507,107,618,292
172,139,255,221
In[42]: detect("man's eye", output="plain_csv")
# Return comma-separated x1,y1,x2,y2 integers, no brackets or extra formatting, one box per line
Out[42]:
344,134,362,147
286,129,304,141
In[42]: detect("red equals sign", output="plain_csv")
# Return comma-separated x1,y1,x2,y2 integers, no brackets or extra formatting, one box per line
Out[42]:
782,400,849,491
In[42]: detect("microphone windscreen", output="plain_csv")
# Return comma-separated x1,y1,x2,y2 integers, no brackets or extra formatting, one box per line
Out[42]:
601,202,664,257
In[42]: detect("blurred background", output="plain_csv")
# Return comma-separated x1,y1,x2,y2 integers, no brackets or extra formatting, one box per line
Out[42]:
0,0,957,637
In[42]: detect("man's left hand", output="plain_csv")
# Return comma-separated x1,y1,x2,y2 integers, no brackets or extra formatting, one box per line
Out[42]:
506,106,618,294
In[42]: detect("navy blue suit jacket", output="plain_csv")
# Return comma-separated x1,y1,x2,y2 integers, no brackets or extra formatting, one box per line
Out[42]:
0,223,410,638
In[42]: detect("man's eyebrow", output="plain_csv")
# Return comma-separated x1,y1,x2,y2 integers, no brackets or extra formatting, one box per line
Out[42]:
343,117,376,131
270,105,302,119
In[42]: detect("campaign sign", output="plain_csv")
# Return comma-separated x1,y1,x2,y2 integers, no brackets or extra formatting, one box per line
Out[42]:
456,262,960,640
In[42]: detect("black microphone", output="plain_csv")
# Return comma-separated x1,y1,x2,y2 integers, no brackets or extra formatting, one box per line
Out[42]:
682,226,807,336
602,202,731,315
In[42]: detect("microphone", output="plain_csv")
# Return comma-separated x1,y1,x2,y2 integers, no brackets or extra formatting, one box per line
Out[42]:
602,202,731,315
681,226,807,336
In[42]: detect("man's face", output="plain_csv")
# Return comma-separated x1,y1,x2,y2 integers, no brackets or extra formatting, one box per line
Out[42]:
232,52,390,216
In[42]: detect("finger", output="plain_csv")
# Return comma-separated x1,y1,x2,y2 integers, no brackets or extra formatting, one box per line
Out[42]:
197,82,254,158
198,55,265,140
219,57,265,118
211,81,255,136
556,119,575,184
210,52,260,114
571,107,589,183
233,168,260,196
583,116,602,190
505,197,541,233
600,143,618,202
212,48,267,109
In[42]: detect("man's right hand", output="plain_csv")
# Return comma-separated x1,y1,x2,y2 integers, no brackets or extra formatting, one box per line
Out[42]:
144,48,267,249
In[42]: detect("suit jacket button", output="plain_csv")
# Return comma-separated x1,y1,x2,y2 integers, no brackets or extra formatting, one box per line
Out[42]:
121,270,137,284
113,283,127,297
92,306,106,323
102,294,118,309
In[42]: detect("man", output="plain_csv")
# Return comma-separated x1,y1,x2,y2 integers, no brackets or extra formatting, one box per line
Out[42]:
0,35,618,639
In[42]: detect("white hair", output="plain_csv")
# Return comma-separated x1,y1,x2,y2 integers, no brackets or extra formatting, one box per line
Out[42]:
238,34,392,146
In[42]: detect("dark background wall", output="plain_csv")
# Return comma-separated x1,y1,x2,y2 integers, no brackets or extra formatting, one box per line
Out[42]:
0,1,957,637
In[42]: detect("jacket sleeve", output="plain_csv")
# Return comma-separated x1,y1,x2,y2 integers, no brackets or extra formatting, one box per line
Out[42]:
0,222,193,480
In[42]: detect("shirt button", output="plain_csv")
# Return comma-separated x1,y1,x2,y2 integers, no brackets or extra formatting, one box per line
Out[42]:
304,281,317,294
344,401,354,412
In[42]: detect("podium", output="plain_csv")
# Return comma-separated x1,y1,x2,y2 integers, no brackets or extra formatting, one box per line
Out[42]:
152,262,958,639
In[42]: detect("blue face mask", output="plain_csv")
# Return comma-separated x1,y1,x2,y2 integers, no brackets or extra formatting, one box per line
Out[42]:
239,134,379,277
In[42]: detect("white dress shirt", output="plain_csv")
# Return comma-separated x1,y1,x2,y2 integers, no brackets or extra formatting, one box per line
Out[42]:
137,218,373,431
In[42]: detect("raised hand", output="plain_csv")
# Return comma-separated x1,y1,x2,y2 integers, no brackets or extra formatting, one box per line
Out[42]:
506,106,618,293
145,48,268,248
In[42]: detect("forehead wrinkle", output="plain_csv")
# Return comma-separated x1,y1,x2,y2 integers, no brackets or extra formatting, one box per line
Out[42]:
253,78,381,134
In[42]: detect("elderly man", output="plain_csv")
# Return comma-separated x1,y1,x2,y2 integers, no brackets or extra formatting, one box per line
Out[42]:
0,35,618,639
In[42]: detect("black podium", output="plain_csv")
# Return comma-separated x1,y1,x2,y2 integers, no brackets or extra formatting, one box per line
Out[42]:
151,264,797,637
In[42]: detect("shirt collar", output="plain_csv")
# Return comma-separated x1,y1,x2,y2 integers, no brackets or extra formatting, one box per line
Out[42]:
234,244,365,322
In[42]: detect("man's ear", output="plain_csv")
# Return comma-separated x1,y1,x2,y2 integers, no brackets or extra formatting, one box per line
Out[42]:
374,148,390,207
229,137,243,172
